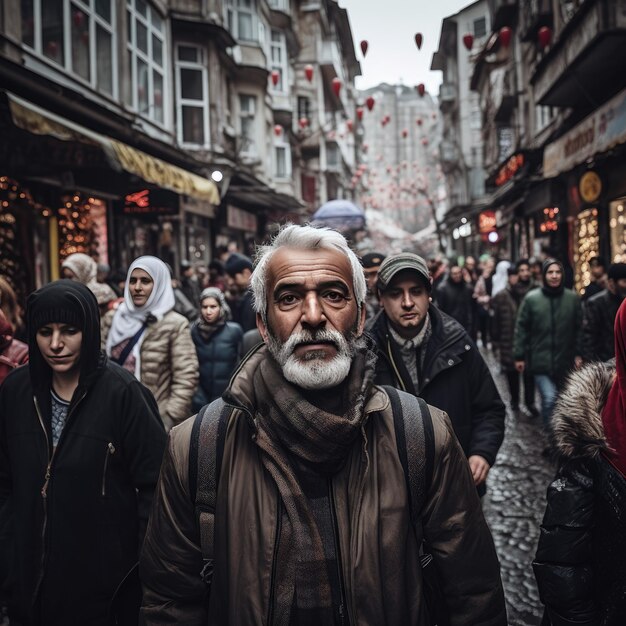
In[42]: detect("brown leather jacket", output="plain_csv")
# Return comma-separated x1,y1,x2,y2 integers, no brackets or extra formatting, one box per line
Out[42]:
140,351,506,625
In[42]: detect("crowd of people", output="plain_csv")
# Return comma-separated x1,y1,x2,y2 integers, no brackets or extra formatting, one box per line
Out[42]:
0,230,624,625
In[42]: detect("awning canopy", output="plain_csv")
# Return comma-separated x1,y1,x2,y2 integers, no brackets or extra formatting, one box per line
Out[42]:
8,93,220,204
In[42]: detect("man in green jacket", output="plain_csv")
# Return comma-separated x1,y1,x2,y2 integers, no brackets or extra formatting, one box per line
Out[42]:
514,258,582,429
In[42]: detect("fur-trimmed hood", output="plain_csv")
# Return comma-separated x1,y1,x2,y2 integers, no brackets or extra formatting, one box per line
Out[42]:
551,361,615,460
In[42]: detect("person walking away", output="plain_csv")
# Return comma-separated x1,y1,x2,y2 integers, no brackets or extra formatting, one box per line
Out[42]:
533,298,626,625
0,280,166,625
103,256,198,430
191,287,243,413
367,252,505,496
180,260,202,307
491,267,538,416
361,251,386,321
474,256,495,346
0,310,28,386
140,225,507,625
436,262,475,333
582,262,626,363
513,258,582,436
224,253,256,332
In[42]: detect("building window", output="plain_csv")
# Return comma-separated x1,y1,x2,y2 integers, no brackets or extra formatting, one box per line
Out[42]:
239,94,256,155
326,142,339,169
297,96,311,121
21,0,116,97
268,0,288,9
226,0,257,42
127,0,166,125
270,30,288,92
176,45,209,147
473,16,487,38
535,105,554,133
274,141,291,179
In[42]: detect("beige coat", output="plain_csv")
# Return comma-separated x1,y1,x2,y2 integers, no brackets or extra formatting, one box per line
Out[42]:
102,309,198,429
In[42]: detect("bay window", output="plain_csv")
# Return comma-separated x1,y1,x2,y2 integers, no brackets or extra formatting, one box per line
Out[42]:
226,0,257,42
270,30,288,93
176,45,209,147
239,94,257,155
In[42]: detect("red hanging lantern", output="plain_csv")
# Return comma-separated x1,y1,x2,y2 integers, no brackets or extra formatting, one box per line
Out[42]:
304,64,314,82
384,114,391,124
274,124,283,137
332,77,342,97
346,119,354,132
46,40,59,56
360,40,369,57
414,33,423,50
270,70,280,86
499,26,512,48
381,119,387,128
298,117,309,129
362,143,369,153
402,129,408,139
366,96,375,111
416,83,426,97
538,26,552,49
462,33,474,51
416,118,422,126
422,138,429,146
356,106,364,121
73,10,85,28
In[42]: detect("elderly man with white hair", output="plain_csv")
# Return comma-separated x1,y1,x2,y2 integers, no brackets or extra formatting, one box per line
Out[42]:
140,224,506,625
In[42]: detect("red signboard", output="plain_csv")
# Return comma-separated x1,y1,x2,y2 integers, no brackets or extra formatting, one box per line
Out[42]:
478,210,497,234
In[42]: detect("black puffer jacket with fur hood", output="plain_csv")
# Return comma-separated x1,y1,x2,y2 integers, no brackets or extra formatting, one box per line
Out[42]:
533,361,626,626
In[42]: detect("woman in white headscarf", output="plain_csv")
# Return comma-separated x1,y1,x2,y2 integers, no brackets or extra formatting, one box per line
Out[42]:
491,260,511,297
103,256,198,430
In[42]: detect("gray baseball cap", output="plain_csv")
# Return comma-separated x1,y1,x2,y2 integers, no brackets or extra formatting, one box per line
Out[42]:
376,252,431,291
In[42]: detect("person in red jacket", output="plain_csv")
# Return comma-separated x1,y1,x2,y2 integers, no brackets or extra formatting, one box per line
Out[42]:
0,310,28,386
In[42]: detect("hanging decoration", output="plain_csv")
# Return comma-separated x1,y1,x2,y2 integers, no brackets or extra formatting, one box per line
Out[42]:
298,117,309,129
499,26,512,48
538,26,552,49
332,77,342,97
402,129,408,139
274,124,283,136
346,119,354,132
304,64,314,82
360,40,369,57
356,106,364,121
416,83,426,97
366,95,375,111
414,33,423,50
416,117,422,126
57,192,96,260
462,33,474,51
270,70,280,86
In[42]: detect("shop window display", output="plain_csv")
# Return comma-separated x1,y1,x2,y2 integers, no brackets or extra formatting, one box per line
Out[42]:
610,198,626,263
573,207,600,294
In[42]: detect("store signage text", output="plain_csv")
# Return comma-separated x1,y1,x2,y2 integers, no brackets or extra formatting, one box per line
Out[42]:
495,153,525,187
116,189,178,216
478,210,497,234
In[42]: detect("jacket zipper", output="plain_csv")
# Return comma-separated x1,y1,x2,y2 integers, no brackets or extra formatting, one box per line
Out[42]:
329,481,349,626
33,391,87,602
101,442,116,496
266,497,282,625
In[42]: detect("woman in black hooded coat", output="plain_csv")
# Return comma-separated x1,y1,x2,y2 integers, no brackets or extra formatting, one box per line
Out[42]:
0,280,166,625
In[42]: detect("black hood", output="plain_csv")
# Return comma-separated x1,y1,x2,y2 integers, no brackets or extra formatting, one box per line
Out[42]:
27,279,104,391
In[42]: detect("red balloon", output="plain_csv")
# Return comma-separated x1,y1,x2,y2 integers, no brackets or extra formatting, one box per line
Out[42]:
273,124,282,137
416,83,426,97
304,64,314,82
298,117,309,129
360,40,368,57
499,26,512,48
332,77,342,97
462,33,474,51
366,95,375,111
414,33,423,50
538,26,552,49
356,106,364,121
270,70,280,86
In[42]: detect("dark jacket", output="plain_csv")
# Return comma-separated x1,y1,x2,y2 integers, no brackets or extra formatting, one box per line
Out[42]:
233,290,256,332
0,281,166,626
491,285,521,370
140,346,507,625
367,306,505,474
533,362,626,626
436,278,474,332
582,289,621,363
513,288,582,379
191,320,243,412
0,313,28,385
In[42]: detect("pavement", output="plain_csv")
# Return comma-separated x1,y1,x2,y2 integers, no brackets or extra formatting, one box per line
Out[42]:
480,347,556,626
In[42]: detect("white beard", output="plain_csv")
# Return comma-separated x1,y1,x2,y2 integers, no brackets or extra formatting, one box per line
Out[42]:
266,327,355,390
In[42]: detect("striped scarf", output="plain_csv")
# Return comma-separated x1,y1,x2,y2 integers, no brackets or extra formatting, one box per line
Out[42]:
252,341,377,624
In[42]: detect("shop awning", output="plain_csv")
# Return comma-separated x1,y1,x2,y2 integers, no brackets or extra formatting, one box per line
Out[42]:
7,93,220,204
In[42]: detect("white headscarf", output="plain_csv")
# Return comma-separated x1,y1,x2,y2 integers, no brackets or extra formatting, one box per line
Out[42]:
106,256,175,377
491,260,511,297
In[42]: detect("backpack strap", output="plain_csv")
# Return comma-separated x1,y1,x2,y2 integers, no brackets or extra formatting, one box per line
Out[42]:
383,385,435,527
188,398,231,584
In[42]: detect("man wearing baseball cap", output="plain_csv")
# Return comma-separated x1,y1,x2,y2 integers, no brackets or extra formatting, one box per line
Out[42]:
367,252,505,496
360,251,386,320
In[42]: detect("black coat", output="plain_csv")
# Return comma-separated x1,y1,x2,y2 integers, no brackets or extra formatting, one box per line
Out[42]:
0,361,166,625
582,289,621,363
435,278,474,332
191,320,243,412
367,306,505,487
533,362,626,625
233,290,257,333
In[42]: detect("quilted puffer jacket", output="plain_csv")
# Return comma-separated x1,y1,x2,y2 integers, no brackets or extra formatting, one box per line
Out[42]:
533,362,626,626
103,310,198,429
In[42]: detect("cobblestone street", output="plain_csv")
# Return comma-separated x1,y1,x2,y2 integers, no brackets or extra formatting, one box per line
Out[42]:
480,348,556,626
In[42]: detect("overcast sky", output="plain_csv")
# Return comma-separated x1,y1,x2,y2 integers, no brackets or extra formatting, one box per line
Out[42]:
338,0,474,95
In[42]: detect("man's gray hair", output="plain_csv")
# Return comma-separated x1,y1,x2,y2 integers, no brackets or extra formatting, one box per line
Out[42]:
251,224,366,320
